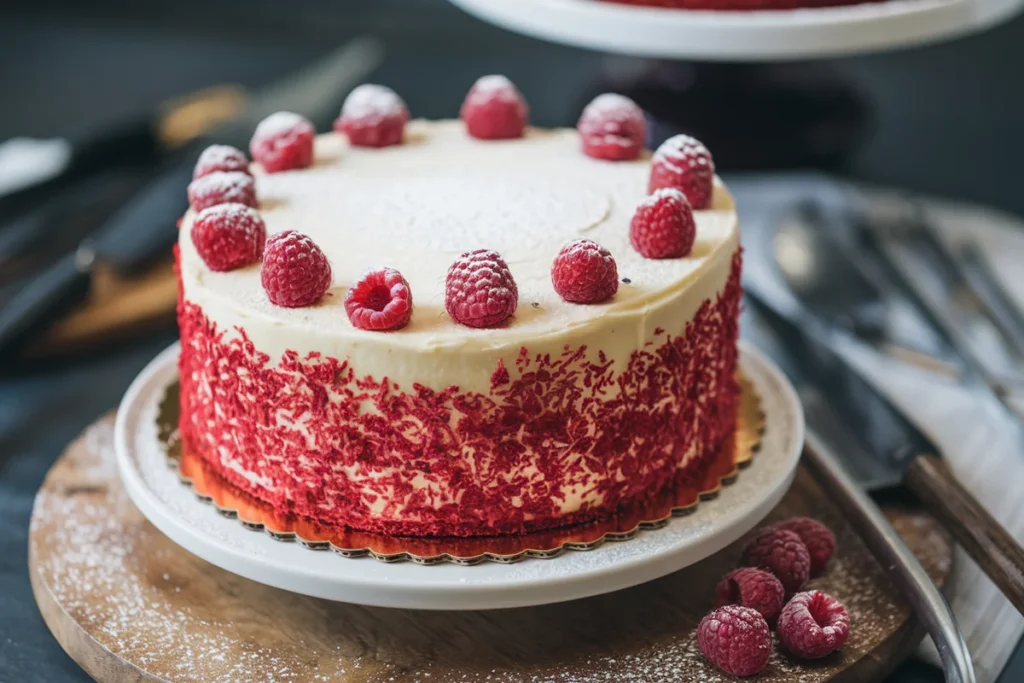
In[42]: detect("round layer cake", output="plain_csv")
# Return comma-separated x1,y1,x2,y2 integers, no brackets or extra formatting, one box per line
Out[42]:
177,118,742,538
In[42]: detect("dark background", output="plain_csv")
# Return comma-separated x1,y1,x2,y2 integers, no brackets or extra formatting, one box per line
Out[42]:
1,0,1023,680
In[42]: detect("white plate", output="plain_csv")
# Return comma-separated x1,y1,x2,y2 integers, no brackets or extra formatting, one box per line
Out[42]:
449,0,1022,60
115,341,803,610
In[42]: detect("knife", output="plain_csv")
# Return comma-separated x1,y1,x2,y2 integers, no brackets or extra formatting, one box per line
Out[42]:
742,289,1024,616
0,84,246,220
0,38,383,360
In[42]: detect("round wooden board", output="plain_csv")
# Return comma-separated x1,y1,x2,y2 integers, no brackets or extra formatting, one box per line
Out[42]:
30,415,952,683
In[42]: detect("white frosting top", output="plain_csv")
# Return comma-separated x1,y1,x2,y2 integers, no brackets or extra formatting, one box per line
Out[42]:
179,119,739,393
181,120,735,342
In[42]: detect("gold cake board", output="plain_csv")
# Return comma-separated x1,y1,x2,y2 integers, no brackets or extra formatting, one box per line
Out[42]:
162,374,765,564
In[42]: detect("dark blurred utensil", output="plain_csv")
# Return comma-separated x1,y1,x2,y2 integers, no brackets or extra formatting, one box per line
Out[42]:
857,214,1024,418
773,198,1023,420
0,169,148,284
744,302,975,683
0,85,247,220
958,242,1024,361
0,38,382,361
772,201,961,379
743,287,1024,617
887,200,1024,363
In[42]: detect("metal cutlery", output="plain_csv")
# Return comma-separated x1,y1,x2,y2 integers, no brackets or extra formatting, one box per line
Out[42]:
0,38,383,361
0,84,246,221
957,241,1024,361
772,200,963,379
742,287,1024,615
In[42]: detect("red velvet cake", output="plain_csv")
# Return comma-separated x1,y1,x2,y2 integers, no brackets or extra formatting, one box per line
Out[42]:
176,82,743,538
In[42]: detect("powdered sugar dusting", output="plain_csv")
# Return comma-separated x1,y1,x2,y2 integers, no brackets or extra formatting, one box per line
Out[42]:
193,144,250,180
253,111,313,141
641,187,689,208
582,93,642,119
652,134,715,176
187,171,257,211
466,75,523,105
341,84,407,122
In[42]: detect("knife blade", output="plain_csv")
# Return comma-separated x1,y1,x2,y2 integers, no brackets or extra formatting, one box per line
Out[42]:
0,38,382,360
0,84,247,221
743,287,1024,615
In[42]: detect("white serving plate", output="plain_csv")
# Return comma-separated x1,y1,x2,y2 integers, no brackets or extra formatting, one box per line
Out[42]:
115,341,803,610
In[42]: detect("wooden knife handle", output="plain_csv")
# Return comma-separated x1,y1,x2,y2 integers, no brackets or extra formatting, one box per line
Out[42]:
906,453,1024,615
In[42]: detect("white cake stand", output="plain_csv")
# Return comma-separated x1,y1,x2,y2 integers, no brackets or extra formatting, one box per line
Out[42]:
449,0,1023,60
114,342,803,611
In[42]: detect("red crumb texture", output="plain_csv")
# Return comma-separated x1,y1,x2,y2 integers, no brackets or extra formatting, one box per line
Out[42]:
177,251,742,538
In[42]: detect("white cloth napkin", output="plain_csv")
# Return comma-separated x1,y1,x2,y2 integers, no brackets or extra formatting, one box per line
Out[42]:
732,174,1024,683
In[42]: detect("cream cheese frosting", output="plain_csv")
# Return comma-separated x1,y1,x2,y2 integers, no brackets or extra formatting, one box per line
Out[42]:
178,119,739,395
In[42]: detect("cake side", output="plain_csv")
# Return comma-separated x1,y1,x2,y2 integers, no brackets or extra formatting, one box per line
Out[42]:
177,250,741,537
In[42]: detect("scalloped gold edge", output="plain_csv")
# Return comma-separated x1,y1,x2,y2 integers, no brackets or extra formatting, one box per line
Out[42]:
167,375,764,566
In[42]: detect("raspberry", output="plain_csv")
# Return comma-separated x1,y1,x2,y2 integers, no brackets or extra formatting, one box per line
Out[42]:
777,590,851,659
344,267,413,331
193,144,251,180
551,239,618,304
250,111,315,173
715,567,786,627
445,249,518,328
629,188,696,259
697,605,771,677
648,134,715,210
771,517,836,577
460,75,528,140
741,527,811,593
187,171,257,212
334,84,408,148
577,93,646,161
190,203,266,272
260,230,332,308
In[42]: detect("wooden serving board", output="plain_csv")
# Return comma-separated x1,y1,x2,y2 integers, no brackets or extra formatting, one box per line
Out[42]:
29,415,952,683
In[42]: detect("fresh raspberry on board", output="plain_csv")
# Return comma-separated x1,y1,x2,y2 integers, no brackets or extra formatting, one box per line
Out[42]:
187,171,257,212
629,188,696,259
697,605,772,677
771,517,837,577
193,144,251,180
460,75,529,140
648,134,715,210
190,203,266,272
715,567,786,627
250,111,315,173
260,230,332,308
551,239,618,304
445,249,518,328
344,267,413,331
741,527,811,593
777,590,851,659
576,93,646,161
334,84,409,148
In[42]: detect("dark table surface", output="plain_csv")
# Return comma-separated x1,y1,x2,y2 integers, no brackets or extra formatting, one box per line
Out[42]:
2,1,1023,680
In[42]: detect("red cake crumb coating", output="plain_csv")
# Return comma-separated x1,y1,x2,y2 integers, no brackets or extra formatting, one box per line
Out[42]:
177,251,743,537
600,0,883,9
